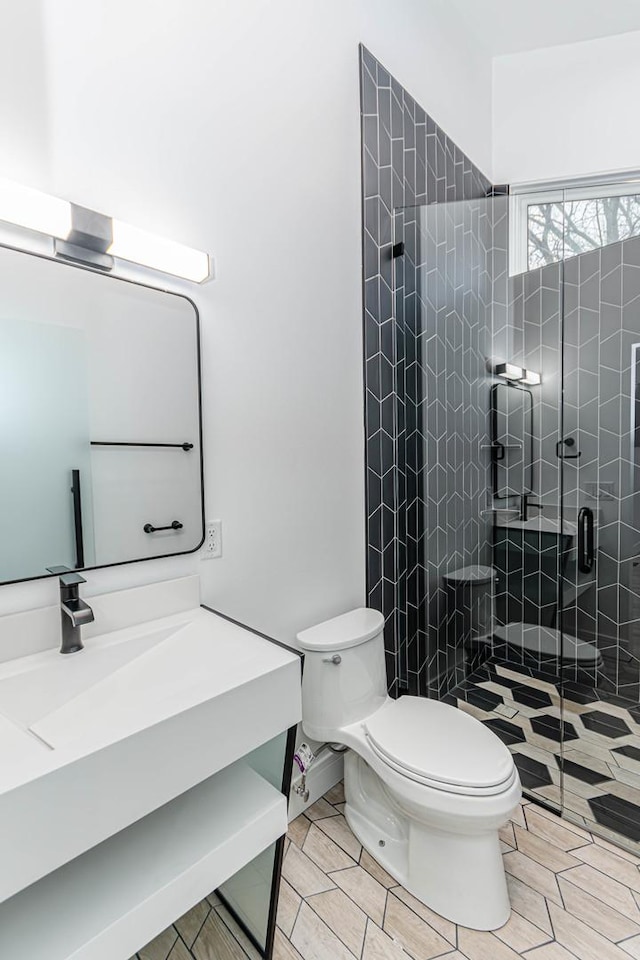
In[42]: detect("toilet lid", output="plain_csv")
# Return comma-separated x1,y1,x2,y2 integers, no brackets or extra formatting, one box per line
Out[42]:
364,697,514,791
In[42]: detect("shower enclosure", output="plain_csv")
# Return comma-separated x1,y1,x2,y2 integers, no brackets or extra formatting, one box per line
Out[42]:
394,179,640,852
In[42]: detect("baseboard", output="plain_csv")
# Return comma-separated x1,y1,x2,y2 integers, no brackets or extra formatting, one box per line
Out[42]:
288,748,344,821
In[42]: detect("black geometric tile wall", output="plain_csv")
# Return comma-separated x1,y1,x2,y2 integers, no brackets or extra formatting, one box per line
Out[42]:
505,237,640,699
359,45,496,698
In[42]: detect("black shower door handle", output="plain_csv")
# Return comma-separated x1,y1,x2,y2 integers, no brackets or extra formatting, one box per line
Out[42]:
578,506,594,573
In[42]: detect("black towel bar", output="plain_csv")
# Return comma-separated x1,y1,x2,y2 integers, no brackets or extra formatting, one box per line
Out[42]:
91,441,193,451
143,520,183,534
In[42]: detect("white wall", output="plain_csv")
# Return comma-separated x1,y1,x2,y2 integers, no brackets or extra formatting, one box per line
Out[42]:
0,0,492,644
493,30,640,185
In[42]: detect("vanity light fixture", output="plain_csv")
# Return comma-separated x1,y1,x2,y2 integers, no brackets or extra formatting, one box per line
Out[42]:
0,178,72,240
495,362,524,381
108,220,210,283
495,362,541,385
0,177,211,283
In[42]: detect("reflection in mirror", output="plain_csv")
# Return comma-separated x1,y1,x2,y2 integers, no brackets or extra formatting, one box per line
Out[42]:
0,246,203,584
490,382,533,498
634,343,640,466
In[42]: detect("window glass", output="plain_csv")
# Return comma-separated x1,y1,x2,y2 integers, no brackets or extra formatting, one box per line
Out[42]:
528,194,640,270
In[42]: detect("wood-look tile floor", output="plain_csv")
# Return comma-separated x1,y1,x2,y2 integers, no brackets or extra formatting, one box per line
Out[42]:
131,891,263,960
276,780,640,960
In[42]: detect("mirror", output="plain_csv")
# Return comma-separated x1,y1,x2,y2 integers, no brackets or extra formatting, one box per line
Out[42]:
491,382,533,498
0,245,203,584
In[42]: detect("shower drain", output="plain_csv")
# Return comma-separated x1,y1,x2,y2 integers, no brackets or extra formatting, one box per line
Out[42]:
495,703,518,719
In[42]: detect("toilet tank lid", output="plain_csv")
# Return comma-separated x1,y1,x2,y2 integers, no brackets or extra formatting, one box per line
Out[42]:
296,608,385,652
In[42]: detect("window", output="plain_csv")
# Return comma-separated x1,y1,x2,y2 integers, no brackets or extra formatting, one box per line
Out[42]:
509,178,640,275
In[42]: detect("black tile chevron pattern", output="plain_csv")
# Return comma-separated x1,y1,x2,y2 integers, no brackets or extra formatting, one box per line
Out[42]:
360,45,496,698
505,237,640,700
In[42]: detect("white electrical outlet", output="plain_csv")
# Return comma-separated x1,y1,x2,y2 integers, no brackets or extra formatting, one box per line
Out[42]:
202,520,222,559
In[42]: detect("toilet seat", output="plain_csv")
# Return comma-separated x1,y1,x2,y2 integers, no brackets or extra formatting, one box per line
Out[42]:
364,697,515,797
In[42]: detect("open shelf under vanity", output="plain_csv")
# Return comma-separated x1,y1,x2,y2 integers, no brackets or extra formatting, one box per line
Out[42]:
0,761,286,960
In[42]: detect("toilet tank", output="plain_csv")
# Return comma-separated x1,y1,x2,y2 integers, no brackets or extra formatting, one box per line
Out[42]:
296,608,388,742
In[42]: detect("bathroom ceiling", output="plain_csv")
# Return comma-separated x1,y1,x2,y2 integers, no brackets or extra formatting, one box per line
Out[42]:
445,0,640,55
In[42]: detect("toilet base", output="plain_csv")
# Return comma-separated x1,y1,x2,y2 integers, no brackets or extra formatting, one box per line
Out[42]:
344,751,512,931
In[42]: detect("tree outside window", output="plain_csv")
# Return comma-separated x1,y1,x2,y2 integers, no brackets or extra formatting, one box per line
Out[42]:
527,194,640,270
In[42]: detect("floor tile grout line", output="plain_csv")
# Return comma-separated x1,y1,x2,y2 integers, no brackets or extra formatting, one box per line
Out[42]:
506,904,559,944
556,855,640,888
521,937,582,960
279,890,305,942
541,880,555,943
620,932,640,951
315,816,364,861
286,789,640,960
522,800,591,842
215,904,262,960
555,868,640,932
181,902,213,954
385,887,457,949
301,855,395,933
304,889,367,957
174,924,199,958
380,887,390,933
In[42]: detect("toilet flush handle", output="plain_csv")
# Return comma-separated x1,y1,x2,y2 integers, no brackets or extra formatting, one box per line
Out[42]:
322,654,342,665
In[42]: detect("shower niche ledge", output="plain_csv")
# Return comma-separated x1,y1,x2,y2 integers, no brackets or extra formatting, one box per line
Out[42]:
0,590,301,960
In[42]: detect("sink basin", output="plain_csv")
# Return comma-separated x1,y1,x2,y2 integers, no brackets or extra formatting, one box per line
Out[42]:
0,601,301,906
0,623,184,729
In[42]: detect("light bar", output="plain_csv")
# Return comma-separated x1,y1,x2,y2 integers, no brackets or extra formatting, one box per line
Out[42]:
0,178,71,239
0,179,211,283
108,220,210,283
521,369,541,385
495,362,524,381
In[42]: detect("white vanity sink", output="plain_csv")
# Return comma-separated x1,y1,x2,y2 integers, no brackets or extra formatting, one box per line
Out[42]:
0,623,182,730
0,576,302,959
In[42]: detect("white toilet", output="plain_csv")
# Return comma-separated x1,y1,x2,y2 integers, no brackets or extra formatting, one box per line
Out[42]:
297,607,521,931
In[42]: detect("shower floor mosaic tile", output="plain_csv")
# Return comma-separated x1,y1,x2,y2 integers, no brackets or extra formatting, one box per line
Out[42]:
276,781,640,960
449,660,640,848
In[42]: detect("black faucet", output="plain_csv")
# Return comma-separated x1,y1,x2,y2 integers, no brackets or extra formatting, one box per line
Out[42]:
58,572,95,654
520,494,544,522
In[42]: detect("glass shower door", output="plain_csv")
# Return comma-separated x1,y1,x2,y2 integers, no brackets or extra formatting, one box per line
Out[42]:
394,193,566,812
397,179,640,851
557,181,640,848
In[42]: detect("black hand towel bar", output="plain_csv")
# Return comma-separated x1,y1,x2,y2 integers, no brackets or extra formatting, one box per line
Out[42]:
144,520,183,534
91,441,193,451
